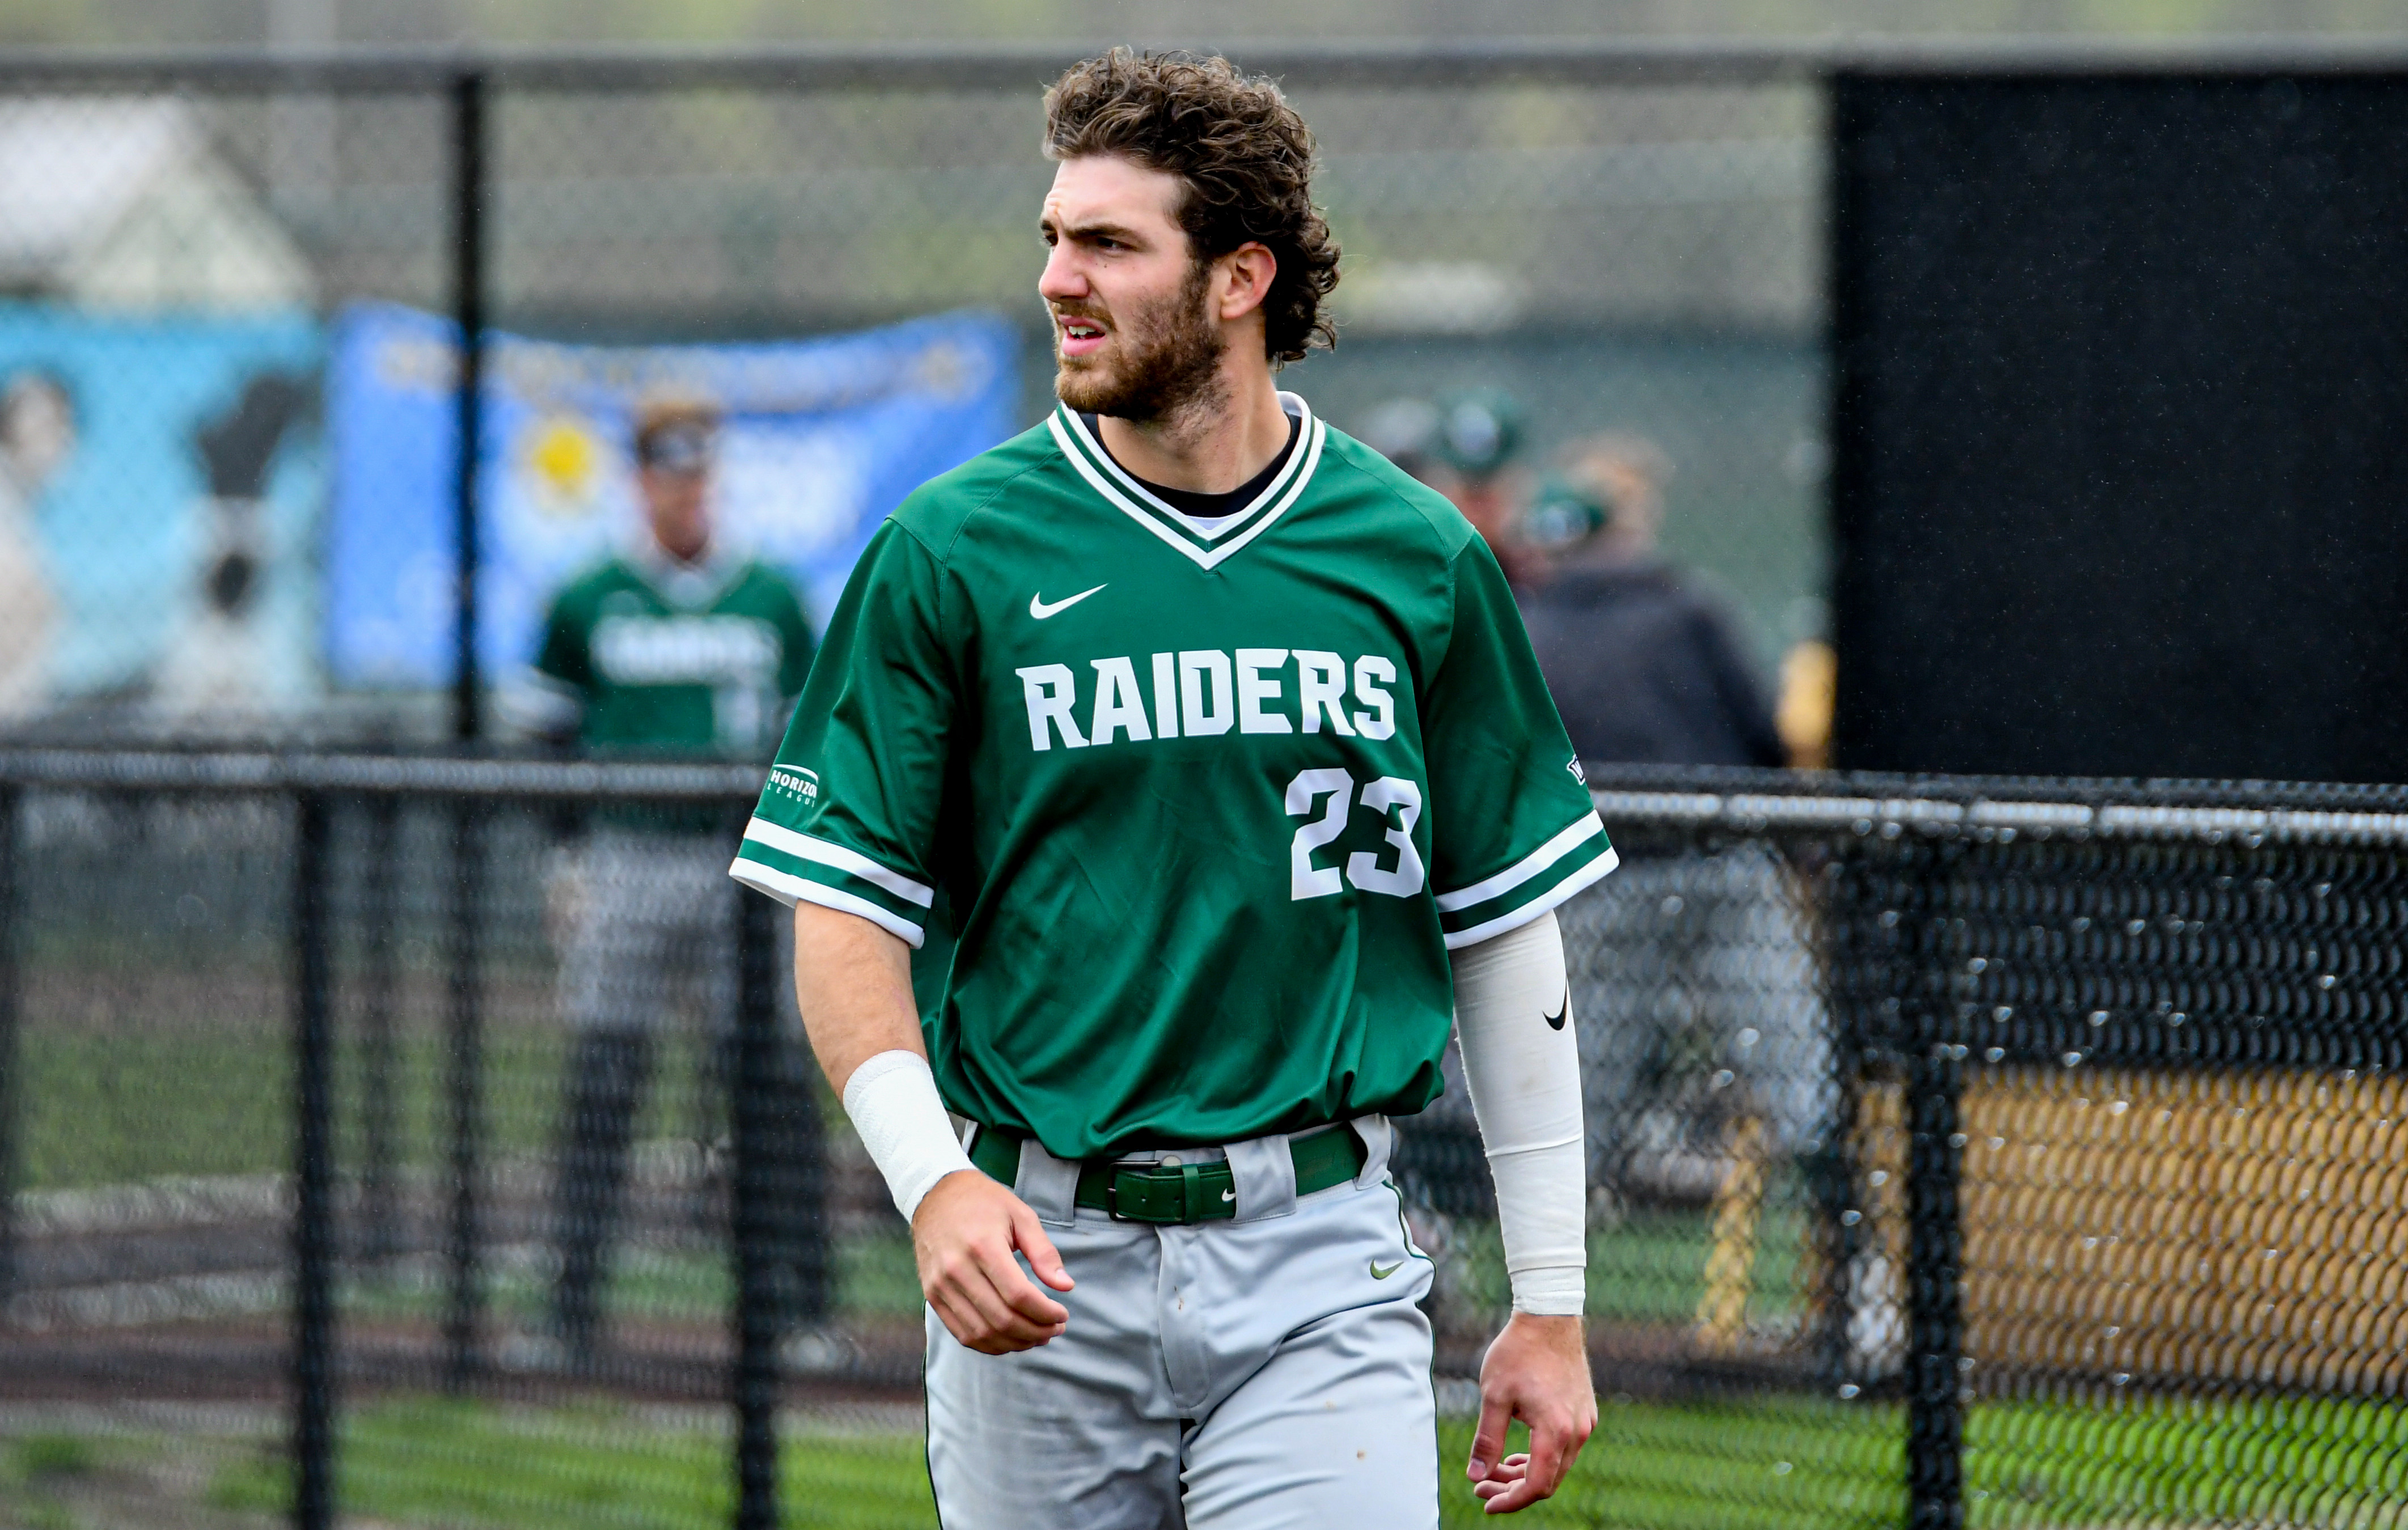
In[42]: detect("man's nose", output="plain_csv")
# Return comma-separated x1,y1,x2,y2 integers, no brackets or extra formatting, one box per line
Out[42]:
1038,244,1088,303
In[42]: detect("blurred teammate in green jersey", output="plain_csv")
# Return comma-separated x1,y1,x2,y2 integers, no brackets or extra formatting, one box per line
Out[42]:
507,399,824,1373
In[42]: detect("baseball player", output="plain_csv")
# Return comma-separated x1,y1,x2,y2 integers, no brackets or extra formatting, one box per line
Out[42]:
731,50,1612,1525
507,398,825,1370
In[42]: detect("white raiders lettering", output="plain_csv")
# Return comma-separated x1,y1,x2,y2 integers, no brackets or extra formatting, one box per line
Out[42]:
593,614,782,686
1013,647,1399,752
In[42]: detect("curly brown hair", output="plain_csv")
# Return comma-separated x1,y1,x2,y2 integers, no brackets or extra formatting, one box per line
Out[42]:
1043,49,1340,365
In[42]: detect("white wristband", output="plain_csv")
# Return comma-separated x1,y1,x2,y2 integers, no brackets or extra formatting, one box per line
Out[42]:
842,1050,976,1223
1451,911,1589,1317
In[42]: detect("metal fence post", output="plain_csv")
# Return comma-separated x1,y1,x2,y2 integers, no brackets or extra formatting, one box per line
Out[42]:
357,792,401,1266
1903,841,1966,1530
731,883,784,1530
0,786,18,1303
293,790,337,1530
1808,846,1870,1396
443,59,492,1393
451,65,487,747
443,797,486,1391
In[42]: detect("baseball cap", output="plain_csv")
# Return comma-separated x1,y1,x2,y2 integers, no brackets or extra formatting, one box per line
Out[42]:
638,423,713,474
1523,474,1611,553
1431,389,1523,480
633,397,720,474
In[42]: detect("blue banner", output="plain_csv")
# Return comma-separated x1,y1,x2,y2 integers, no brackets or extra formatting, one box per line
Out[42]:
325,304,1020,688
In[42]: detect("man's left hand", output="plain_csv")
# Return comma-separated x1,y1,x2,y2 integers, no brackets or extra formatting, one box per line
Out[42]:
1466,1313,1596,1514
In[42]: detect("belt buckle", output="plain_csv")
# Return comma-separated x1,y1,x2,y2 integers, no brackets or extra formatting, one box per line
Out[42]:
1103,1163,1195,1224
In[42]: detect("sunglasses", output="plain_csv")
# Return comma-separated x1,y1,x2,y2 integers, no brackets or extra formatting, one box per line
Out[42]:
639,426,714,474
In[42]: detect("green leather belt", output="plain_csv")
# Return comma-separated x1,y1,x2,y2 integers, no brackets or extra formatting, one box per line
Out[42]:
968,1124,1366,1224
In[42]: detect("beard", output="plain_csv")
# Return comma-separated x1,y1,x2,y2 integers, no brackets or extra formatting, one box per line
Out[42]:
1052,261,1226,423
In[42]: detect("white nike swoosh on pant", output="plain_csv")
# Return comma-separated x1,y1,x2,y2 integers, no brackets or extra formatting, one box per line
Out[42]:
1029,583,1107,620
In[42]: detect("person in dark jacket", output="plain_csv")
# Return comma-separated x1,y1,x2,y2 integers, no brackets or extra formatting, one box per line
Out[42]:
1516,434,1785,768
1515,435,1828,1223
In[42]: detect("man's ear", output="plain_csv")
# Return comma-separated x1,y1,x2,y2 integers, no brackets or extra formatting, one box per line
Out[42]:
1216,243,1278,323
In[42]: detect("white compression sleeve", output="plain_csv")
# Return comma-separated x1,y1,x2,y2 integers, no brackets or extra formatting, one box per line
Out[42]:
1451,910,1587,1316
843,1050,976,1223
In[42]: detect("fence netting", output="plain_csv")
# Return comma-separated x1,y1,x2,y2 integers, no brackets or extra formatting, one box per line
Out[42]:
7,760,2408,1527
0,59,1825,749
0,76,452,744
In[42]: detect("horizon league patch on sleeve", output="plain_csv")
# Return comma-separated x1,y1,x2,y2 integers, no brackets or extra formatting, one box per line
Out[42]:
1567,757,1586,783
767,766,820,805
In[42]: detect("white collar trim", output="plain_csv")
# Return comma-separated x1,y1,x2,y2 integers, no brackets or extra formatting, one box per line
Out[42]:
627,535,745,609
1059,395,1314,543
1049,402,1326,573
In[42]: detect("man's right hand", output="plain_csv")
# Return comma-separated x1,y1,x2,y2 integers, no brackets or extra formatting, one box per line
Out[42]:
913,1168,1076,1354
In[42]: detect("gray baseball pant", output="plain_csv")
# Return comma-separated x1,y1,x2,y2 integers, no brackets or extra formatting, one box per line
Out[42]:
924,1117,1441,1530
550,829,825,1356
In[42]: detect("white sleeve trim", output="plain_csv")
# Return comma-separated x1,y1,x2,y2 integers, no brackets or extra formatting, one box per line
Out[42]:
1440,845,1618,950
1433,813,1605,913
729,858,926,948
743,817,935,908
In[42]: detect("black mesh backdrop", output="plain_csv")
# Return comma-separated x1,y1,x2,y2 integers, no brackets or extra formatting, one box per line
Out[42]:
1830,73,2408,782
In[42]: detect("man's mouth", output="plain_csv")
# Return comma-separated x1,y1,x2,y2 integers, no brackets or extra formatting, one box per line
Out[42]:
1057,316,1108,359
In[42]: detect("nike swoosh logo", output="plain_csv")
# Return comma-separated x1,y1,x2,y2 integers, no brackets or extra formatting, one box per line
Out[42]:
1544,992,1568,1031
1220,1188,1235,1202
1369,1258,1405,1279
1029,583,1107,620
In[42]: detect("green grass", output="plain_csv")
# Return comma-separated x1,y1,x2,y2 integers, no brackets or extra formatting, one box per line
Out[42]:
1439,1203,1813,1328
17,1025,293,1188
1442,1398,1903,1528
210,1398,936,1530
1,1431,111,1530
12,1019,691,1189
839,1233,929,1318
1965,1393,2408,1527
195,1391,2408,1529
340,1233,923,1330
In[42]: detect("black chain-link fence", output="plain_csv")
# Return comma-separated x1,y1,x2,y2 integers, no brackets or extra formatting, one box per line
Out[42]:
9,752,2408,1527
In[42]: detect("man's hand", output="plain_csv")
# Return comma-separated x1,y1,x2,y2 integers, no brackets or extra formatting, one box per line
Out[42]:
913,1168,1076,1355
1466,1313,1596,1514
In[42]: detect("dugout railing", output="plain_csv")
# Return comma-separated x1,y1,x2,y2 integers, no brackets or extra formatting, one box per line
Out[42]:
6,751,2408,1527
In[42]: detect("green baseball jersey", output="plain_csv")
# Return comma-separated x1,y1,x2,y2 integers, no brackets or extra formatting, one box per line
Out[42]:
526,546,815,758
731,395,1614,1158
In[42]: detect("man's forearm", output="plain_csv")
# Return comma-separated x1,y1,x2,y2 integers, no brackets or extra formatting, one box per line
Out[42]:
793,901,972,1220
792,899,924,1094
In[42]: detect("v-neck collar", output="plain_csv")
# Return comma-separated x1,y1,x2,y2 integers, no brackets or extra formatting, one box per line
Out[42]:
626,536,746,610
1047,392,1326,571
